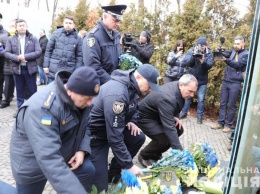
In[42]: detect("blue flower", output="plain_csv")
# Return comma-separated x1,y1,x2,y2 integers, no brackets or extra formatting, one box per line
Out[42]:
121,169,141,189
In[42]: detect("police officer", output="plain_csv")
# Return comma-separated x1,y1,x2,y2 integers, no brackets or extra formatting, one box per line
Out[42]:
88,64,160,191
10,66,100,194
83,5,127,85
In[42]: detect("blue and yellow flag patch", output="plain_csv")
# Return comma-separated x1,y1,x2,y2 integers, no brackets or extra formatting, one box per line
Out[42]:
41,116,52,126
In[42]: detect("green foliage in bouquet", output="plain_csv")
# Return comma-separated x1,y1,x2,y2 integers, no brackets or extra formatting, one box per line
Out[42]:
119,54,143,70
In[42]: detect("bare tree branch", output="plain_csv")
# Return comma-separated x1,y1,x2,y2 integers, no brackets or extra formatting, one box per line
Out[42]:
46,0,49,12
38,0,40,10
6,0,10,3
52,0,59,22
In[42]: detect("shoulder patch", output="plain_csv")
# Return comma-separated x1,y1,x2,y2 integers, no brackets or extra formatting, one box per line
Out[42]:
112,101,125,114
87,37,95,47
42,91,55,109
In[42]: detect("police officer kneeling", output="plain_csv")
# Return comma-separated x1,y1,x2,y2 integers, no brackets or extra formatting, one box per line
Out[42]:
10,66,100,194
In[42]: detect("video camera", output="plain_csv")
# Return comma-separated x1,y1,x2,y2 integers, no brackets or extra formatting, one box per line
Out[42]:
193,44,204,59
213,37,232,59
122,33,138,53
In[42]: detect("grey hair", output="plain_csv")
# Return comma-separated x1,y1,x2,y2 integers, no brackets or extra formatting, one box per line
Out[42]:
179,74,198,86
235,35,245,42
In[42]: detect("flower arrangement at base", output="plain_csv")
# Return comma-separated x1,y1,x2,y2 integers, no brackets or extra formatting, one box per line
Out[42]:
190,142,220,179
119,54,142,70
143,149,198,187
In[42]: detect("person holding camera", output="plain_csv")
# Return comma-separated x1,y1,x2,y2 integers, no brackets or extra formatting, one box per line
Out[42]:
129,30,154,64
211,35,248,133
179,36,213,124
164,40,187,83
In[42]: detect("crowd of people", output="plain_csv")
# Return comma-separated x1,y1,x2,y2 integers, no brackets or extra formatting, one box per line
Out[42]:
0,3,249,194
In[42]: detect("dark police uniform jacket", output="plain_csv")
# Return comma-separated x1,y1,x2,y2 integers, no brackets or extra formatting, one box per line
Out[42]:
223,49,248,83
83,19,121,85
10,71,91,194
137,81,184,150
89,69,140,169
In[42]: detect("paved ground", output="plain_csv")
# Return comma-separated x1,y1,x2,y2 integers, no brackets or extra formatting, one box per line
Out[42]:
0,85,231,193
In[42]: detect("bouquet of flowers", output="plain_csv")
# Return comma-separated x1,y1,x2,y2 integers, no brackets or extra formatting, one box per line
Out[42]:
119,54,142,70
190,143,220,179
143,149,198,187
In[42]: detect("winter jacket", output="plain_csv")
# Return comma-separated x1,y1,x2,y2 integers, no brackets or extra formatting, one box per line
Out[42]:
43,27,83,79
4,31,41,75
223,49,248,83
10,70,91,194
83,19,122,85
183,46,213,85
130,40,154,64
0,28,9,74
37,35,48,67
89,69,140,169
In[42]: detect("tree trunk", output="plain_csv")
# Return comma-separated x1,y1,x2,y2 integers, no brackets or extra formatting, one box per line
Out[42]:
52,0,58,22
46,0,49,12
176,0,181,15
6,0,10,3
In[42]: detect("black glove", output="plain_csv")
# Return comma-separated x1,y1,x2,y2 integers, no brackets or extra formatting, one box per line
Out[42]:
131,43,137,49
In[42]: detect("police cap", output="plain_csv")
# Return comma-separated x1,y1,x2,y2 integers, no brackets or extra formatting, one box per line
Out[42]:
101,5,127,21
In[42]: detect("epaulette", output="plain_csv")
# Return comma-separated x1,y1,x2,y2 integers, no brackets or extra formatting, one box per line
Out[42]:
42,91,56,109
89,26,100,34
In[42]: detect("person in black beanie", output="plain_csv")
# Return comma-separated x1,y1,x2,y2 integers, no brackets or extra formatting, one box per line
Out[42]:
129,30,154,64
10,66,100,194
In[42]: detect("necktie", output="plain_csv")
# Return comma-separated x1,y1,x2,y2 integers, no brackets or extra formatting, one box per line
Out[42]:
235,52,238,62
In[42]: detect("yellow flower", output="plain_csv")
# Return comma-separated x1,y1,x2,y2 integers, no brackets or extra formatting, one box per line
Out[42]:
206,163,220,179
124,178,148,194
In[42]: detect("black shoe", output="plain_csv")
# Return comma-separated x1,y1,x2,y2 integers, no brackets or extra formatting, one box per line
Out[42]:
197,117,202,124
138,154,152,168
179,113,187,119
0,101,10,108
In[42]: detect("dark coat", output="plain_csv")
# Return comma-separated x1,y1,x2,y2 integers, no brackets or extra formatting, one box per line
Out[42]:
43,27,83,79
89,69,140,169
4,31,41,75
223,49,248,83
137,81,184,150
183,47,213,85
82,19,121,85
130,40,154,64
10,71,91,193
165,51,187,80
37,35,48,67
0,28,9,74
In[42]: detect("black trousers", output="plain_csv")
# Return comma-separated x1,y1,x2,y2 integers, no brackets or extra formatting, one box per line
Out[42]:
3,74,15,102
0,73,4,101
140,126,183,160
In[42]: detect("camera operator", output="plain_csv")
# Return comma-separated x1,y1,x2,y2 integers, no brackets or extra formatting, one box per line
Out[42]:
179,36,213,124
129,30,154,64
211,35,248,134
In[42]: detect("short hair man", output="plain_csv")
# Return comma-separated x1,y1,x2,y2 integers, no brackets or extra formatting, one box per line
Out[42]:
137,74,198,167
43,15,83,83
83,5,127,85
10,66,100,194
4,19,41,116
128,30,154,64
88,64,160,191
180,36,213,124
211,35,248,133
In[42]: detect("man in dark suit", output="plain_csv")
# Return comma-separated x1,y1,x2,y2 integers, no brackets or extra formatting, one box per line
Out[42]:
137,74,198,167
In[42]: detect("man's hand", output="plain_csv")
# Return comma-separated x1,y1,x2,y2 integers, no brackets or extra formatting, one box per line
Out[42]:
126,122,142,136
128,164,143,176
68,151,85,170
174,117,183,130
43,68,49,74
18,54,27,62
